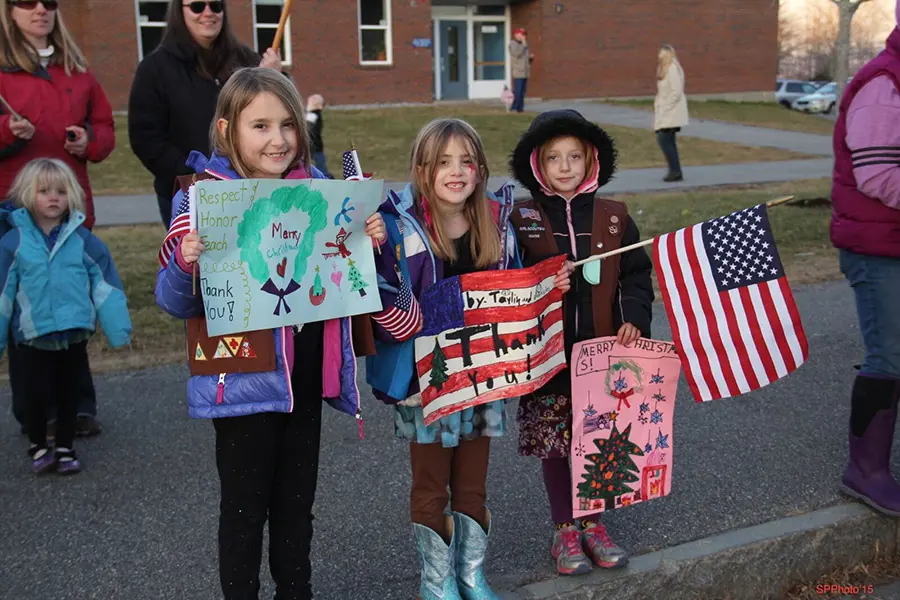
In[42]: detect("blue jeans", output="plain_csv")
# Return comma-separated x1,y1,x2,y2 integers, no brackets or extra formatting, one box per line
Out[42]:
840,250,900,378
512,78,528,112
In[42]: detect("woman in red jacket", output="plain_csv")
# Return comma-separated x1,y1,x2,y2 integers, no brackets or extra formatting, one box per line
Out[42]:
0,0,113,436
0,0,114,230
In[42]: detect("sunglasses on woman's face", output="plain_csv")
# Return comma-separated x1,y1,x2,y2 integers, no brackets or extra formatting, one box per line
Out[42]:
183,1,223,14
9,0,59,10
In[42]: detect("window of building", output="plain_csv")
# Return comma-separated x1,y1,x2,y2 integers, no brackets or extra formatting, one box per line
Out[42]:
136,0,169,59
358,0,392,64
254,0,292,66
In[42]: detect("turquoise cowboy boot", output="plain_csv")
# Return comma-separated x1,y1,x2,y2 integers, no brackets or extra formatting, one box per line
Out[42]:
453,509,499,600
412,516,463,600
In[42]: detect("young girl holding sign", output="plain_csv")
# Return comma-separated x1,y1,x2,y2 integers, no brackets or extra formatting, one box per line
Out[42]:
368,118,569,600
154,67,385,600
508,110,654,576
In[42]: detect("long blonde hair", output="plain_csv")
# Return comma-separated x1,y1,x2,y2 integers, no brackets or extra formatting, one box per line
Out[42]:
9,158,85,215
211,67,311,179
0,0,87,74
657,44,679,81
409,119,501,268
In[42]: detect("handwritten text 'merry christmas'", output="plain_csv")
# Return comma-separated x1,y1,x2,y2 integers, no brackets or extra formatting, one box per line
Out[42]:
575,339,677,377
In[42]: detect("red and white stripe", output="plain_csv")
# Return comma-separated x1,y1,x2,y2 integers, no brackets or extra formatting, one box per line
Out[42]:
654,225,808,402
158,211,192,268
372,295,422,341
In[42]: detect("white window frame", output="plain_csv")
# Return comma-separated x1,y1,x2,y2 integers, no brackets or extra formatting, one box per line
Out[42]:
134,0,169,60
253,0,292,67
358,0,392,66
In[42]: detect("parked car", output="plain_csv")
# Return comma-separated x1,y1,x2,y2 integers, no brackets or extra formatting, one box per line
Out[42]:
792,82,837,114
775,79,820,108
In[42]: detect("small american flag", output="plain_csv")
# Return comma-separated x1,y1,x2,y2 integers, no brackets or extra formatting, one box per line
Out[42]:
342,149,362,180
158,188,194,268
653,204,808,402
372,270,421,341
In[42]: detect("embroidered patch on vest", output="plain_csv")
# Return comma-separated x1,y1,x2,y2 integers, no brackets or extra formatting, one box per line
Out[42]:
519,207,542,221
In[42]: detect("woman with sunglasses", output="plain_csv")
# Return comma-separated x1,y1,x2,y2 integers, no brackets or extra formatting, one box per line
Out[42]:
128,0,281,225
0,0,112,438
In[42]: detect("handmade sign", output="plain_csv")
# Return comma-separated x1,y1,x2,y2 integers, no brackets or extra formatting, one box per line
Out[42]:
414,256,567,426
571,337,681,516
195,178,384,336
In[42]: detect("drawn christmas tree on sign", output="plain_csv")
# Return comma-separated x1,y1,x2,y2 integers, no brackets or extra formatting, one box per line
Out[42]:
346,258,368,297
429,339,449,391
576,422,644,511
309,265,326,306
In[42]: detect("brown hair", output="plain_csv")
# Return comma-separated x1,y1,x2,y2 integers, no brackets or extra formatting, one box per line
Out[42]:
409,118,501,268
211,67,310,179
161,0,259,81
657,44,678,80
537,136,598,190
9,158,85,215
0,0,87,74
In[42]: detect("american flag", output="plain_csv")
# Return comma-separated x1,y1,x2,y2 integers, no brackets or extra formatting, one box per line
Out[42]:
342,149,362,180
653,204,808,402
372,272,421,341
158,188,194,268
414,256,567,425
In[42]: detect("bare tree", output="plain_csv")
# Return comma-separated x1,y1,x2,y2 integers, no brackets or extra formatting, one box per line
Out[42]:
831,0,874,102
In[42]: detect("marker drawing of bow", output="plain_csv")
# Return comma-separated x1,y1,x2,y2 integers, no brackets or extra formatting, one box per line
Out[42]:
261,278,301,316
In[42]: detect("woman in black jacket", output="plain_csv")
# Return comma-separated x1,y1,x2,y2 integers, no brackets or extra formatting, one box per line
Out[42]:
128,0,281,224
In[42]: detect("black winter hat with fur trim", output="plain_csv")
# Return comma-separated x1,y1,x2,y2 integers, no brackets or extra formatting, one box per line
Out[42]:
509,109,617,197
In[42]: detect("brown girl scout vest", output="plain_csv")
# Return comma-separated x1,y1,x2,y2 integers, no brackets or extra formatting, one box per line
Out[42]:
510,197,629,338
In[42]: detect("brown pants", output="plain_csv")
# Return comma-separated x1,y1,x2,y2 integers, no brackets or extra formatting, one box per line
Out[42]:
409,436,491,539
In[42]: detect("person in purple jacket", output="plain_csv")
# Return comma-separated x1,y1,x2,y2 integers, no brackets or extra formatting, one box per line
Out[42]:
155,68,385,600
831,3,900,517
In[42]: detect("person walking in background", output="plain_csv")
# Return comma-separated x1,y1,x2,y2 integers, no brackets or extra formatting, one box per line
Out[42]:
653,44,688,182
306,94,333,178
0,0,114,437
831,2,900,517
0,159,131,474
128,0,281,226
509,27,532,113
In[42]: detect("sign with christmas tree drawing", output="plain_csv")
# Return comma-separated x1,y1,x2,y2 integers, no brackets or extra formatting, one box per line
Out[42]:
571,337,681,516
414,256,567,426
194,178,384,336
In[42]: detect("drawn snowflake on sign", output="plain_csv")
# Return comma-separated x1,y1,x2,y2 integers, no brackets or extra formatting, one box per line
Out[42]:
650,410,663,424
650,369,664,384
644,443,653,453
638,415,649,425
655,431,670,450
574,442,586,457
583,404,598,417
639,402,650,414
653,392,666,403
613,376,627,392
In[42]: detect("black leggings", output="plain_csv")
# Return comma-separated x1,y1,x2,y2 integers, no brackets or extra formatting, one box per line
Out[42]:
213,323,325,600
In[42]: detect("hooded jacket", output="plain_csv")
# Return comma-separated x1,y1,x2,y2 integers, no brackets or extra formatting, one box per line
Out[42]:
510,109,654,394
128,40,260,221
155,151,366,423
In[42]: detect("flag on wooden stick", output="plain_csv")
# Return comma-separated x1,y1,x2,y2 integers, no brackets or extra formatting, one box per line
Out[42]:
653,204,808,402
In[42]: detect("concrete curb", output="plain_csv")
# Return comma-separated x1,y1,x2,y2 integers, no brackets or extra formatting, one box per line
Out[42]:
498,503,898,600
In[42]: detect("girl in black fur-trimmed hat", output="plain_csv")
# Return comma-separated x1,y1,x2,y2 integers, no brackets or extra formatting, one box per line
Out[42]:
508,109,654,576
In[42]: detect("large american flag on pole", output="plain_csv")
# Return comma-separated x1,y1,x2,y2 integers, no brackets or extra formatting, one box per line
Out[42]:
157,187,195,268
414,256,567,425
653,204,808,402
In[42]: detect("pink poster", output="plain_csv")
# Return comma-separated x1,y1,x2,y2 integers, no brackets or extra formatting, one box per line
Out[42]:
570,337,682,517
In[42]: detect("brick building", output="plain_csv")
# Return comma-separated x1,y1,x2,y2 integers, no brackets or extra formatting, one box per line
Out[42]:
67,1,778,111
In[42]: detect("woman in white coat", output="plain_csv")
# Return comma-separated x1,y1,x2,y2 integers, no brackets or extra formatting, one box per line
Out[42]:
654,44,688,182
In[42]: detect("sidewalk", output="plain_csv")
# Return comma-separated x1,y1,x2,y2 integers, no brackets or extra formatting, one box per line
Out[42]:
525,99,835,157
94,158,832,228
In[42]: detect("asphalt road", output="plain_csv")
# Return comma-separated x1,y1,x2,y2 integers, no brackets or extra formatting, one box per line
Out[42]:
0,279,887,600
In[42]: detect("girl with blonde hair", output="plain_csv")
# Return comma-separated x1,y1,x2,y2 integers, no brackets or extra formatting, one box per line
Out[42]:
155,67,385,600
367,118,537,599
654,44,689,182
0,158,131,475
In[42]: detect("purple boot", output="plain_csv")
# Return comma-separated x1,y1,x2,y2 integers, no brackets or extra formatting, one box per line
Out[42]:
840,375,900,516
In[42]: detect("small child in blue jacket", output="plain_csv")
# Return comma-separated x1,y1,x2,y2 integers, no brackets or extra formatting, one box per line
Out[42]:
0,158,131,475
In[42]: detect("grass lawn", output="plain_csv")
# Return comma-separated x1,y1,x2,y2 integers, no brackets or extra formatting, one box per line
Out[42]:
606,99,837,136
4,177,831,377
89,108,810,197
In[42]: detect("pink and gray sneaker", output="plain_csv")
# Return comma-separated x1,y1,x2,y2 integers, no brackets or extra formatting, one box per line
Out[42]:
550,525,592,576
582,521,629,568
